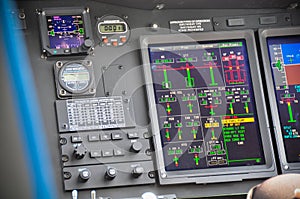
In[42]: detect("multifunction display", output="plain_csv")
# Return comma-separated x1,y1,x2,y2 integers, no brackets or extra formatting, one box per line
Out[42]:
47,15,85,49
148,40,265,171
267,36,300,163
38,7,93,56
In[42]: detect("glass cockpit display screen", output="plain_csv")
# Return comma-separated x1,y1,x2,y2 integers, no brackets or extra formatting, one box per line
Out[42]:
267,36,300,163
148,40,266,171
47,15,85,49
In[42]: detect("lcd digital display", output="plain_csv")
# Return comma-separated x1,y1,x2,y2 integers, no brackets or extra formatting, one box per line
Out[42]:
147,39,266,171
267,35,300,163
98,23,126,34
47,15,85,49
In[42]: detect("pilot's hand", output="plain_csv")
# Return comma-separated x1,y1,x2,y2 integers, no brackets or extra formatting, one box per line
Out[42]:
295,188,300,199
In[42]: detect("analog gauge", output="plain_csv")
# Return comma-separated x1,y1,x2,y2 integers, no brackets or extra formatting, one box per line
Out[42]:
58,61,91,94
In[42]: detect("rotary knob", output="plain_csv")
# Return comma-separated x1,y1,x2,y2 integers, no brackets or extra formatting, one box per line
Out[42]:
105,167,117,180
132,166,144,178
131,142,143,153
74,144,87,159
79,168,91,181
83,39,93,49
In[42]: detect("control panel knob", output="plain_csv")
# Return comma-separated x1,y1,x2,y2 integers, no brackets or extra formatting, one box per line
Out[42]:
141,192,158,199
132,166,144,178
79,169,91,181
131,142,143,153
74,144,87,159
83,39,93,49
105,167,117,180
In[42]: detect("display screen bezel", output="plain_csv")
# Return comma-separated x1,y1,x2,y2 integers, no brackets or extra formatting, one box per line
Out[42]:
141,30,276,184
259,26,300,173
38,7,93,56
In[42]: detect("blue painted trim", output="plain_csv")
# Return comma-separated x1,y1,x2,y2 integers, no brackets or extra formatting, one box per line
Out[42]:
0,1,57,199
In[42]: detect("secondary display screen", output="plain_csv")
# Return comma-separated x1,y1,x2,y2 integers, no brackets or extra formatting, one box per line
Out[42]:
98,23,126,34
148,40,265,171
267,36,300,163
47,15,85,49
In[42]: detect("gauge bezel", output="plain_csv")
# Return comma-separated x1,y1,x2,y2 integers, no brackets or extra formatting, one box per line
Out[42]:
58,62,91,94
54,60,96,99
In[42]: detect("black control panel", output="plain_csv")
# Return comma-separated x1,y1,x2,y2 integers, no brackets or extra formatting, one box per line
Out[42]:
2,1,300,199
60,129,154,190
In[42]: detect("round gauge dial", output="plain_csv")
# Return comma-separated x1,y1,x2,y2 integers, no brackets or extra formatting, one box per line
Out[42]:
59,62,91,93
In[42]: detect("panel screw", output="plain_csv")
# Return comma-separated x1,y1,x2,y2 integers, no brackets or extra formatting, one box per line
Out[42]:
145,149,152,156
18,12,25,20
161,172,167,178
62,123,68,129
56,61,63,67
148,171,155,178
61,155,69,162
63,172,72,180
59,137,67,145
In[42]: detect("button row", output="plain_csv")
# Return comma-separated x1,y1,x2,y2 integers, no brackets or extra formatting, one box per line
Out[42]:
71,132,140,143
90,148,124,158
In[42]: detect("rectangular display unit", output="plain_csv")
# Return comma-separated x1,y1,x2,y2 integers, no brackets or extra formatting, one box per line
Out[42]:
37,7,93,56
259,26,300,173
141,30,276,184
56,96,136,132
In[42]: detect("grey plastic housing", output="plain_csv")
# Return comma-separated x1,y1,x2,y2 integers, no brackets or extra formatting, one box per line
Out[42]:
140,30,277,185
259,26,300,174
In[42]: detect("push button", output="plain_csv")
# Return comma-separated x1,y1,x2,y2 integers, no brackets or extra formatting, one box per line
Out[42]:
102,38,108,44
128,132,139,139
88,134,99,142
102,149,113,157
71,135,82,143
112,41,118,46
120,37,127,43
227,18,245,27
90,150,102,158
112,132,123,140
100,132,111,141
113,149,125,156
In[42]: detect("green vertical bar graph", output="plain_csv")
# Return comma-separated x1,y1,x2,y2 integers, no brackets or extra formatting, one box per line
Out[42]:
162,69,172,89
287,102,296,122
185,68,195,88
209,66,218,86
